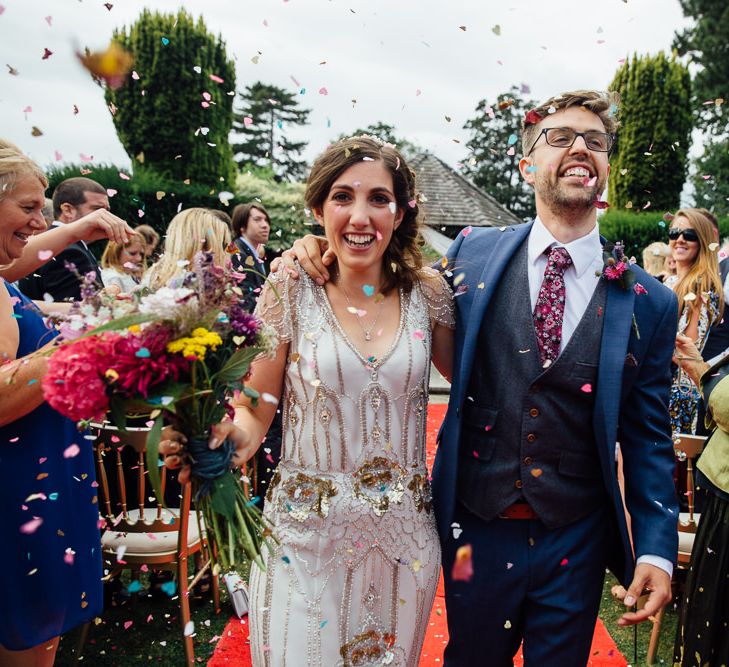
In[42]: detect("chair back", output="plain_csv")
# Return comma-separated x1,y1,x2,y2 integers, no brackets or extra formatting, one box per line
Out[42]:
673,433,706,530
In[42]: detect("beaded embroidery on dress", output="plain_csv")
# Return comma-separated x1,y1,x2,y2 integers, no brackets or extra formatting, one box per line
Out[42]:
249,267,454,666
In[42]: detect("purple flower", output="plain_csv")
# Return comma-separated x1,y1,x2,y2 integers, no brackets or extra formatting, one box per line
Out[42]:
228,304,260,344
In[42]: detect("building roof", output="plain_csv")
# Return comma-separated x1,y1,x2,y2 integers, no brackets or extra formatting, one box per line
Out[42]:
410,152,523,229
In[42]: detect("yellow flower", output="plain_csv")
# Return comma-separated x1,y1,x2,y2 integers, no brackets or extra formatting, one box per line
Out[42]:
166,327,223,361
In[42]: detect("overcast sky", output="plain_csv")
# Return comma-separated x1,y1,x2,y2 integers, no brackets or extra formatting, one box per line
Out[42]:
1,0,691,177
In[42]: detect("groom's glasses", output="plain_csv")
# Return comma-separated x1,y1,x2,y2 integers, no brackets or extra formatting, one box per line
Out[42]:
668,228,699,243
526,127,614,155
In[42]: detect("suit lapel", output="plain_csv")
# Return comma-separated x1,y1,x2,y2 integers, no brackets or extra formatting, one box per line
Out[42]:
457,223,532,392
594,278,635,470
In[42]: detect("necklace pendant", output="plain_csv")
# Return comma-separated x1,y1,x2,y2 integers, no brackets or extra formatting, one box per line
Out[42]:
364,332,372,341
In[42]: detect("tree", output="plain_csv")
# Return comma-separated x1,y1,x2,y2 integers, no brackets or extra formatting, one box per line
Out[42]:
105,9,237,187
461,86,537,221
607,52,692,212
334,122,422,160
231,82,311,181
674,2,729,135
691,138,729,216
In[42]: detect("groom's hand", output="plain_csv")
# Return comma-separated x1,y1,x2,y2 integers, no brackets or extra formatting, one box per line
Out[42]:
615,563,672,626
271,235,334,284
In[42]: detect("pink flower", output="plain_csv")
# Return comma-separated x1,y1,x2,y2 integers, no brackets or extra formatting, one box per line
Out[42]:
107,325,190,399
603,261,628,281
43,335,118,422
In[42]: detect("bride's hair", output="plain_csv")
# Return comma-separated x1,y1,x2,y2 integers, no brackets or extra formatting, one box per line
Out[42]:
305,135,424,295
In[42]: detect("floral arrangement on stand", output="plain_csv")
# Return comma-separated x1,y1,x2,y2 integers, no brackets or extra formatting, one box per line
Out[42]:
41,253,276,570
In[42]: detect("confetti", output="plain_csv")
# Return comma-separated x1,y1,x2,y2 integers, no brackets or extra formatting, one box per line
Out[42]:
492,24,501,35
20,517,43,534
42,48,53,60
37,249,53,261
63,443,81,458
77,42,133,89
413,329,425,341
363,284,375,297
580,383,592,393
451,544,473,582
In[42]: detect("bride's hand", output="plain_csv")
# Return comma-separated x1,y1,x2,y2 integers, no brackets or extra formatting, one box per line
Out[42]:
209,421,257,468
159,427,190,483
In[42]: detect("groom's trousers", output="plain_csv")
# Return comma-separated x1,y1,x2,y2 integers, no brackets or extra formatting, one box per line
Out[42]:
441,501,610,667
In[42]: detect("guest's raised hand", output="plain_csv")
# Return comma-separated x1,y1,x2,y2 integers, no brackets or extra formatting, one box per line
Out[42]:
271,235,334,284
68,209,133,245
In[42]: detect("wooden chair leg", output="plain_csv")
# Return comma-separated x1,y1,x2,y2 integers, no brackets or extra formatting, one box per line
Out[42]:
74,622,91,665
646,604,666,665
178,552,194,666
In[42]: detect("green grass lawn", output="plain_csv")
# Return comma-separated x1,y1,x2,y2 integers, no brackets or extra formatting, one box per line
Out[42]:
55,570,681,666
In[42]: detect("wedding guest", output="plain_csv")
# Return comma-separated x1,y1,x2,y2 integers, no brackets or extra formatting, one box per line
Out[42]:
134,223,161,262
230,202,270,304
0,140,103,666
672,333,729,666
17,177,120,301
642,241,671,282
100,230,146,293
666,208,724,435
144,208,231,290
161,136,455,665
41,197,53,228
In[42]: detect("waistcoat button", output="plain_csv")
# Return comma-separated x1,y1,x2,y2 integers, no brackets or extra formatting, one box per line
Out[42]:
529,408,539,418
523,456,533,465
515,479,523,489
527,433,536,443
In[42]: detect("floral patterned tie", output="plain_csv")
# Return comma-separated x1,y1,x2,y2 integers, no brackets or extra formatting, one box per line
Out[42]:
533,246,572,366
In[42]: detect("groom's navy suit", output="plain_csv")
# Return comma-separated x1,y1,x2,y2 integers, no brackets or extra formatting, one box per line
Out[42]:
432,222,679,666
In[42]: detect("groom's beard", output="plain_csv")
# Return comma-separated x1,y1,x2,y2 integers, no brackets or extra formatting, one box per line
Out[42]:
536,167,607,219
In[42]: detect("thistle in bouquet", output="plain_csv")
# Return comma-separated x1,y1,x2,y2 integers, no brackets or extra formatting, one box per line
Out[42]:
42,251,277,570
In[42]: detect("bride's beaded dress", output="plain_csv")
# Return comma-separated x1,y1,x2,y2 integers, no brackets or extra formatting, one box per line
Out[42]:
249,268,454,667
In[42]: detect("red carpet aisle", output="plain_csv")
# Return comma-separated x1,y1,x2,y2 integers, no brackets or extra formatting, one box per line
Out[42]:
207,404,627,666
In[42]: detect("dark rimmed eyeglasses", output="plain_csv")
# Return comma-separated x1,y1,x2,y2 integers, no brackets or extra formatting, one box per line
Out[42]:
527,127,615,156
668,228,699,243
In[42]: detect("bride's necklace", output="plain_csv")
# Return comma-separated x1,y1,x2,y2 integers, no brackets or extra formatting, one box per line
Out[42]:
339,283,385,342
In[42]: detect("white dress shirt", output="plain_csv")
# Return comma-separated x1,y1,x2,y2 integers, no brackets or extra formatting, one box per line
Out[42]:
527,218,673,578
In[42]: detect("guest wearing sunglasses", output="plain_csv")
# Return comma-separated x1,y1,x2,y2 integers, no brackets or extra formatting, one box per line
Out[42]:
666,208,724,435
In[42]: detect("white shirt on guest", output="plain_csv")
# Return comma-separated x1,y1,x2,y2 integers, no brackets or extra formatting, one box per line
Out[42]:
527,217,673,578
527,217,604,353
101,267,139,293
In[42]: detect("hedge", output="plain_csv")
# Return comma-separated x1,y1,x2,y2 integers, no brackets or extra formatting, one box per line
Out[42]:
45,163,313,254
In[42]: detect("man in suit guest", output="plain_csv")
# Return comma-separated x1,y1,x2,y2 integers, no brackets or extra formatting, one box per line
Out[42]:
18,177,111,301
230,202,271,309
230,202,281,503
281,89,679,667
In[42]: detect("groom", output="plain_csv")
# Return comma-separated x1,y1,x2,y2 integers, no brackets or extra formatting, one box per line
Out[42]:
433,90,678,665
280,89,679,666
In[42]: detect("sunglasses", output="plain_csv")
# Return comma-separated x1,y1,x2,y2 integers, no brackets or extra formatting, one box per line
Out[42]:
668,228,699,243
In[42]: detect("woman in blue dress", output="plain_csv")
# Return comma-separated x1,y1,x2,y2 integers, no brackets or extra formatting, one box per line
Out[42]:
0,140,104,665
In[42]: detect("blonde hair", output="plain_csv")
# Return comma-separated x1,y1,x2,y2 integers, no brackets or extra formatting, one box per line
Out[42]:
670,208,724,325
0,139,47,202
642,241,670,276
521,90,620,156
144,208,231,290
101,231,146,272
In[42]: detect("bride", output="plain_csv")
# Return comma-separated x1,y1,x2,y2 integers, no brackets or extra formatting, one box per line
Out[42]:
165,135,454,666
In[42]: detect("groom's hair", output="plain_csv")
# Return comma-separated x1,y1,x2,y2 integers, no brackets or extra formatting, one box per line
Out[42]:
520,90,621,156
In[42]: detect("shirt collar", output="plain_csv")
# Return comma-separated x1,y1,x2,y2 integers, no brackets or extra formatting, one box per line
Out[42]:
528,217,602,279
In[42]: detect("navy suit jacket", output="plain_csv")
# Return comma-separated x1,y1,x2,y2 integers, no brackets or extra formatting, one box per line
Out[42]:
432,222,679,584
231,238,267,311
17,241,100,302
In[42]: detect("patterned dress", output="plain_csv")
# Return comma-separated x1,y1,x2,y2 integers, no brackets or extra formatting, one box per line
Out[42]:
666,276,720,434
248,269,454,667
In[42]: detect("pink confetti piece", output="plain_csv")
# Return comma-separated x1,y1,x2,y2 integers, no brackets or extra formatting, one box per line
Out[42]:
42,48,53,60
376,231,383,240
106,188,117,197
131,70,140,80
64,548,75,565
209,73,224,83
79,153,94,163
20,517,43,534
243,116,253,126
451,544,473,582
0,6,6,16
63,443,80,458
560,558,569,566
319,87,328,95
634,283,647,295
124,620,133,630
202,91,212,101
413,329,425,341
54,150,62,161
462,226,473,237
580,384,592,393
119,172,130,180
415,89,422,96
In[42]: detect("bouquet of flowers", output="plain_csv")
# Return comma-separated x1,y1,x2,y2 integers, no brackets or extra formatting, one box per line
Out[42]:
41,253,276,570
